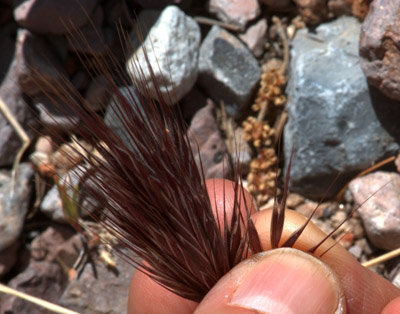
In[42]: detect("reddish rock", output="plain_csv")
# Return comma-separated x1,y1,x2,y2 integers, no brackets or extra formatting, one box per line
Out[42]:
360,0,400,101
351,0,372,19
85,75,112,111
187,100,231,179
294,0,329,25
0,261,66,314
239,18,268,58
349,171,400,250
59,249,136,314
327,0,352,17
16,29,67,96
66,5,107,56
14,0,98,35
0,242,19,278
208,0,260,30
31,225,81,268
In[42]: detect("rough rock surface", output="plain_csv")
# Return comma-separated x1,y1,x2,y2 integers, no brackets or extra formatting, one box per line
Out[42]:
349,172,400,251
126,5,201,104
294,0,329,25
0,163,34,253
284,16,400,198
0,61,38,167
208,0,260,30
14,0,98,35
0,261,66,314
59,250,136,314
16,28,67,96
238,18,268,58
198,25,261,116
360,0,400,101
188,100,231,179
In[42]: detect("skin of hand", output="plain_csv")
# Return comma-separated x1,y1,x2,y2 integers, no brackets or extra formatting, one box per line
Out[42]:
127,179,400,314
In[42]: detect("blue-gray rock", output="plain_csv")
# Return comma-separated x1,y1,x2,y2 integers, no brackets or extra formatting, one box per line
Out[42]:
126,5,201,104
0,61,38,167
284,17,400,199
0,163,33,257
349,172,400,251
198,25,261,116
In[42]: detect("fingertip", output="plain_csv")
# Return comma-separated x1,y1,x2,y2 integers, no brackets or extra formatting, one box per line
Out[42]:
381,296,400,314
196,248,345,314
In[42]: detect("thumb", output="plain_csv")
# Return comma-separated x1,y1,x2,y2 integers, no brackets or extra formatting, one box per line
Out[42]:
195,248,346,314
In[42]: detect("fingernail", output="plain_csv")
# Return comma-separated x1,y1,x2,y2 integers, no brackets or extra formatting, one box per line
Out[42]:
229,248,345,314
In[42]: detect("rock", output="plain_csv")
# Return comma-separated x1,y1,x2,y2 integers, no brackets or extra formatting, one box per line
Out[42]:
31,225,81,268
0,163,34,252
16,29,67,96
396,153,400,172
33,93,80,130
0,23,16,84
187,100,231,179
0,61,38,167
14,0,98,35
0,242,19,278
126,5,201,104
208,0,260,30
66,5,107,56
85,75,112,111
293,0,329,25
284,17,400,199
360,0,400,101
59,250,137,314
41,165,98,222
104,86,143,148
351,0,372,19
198,25,261,116
349,171,400,251
0,261,66,314
238,18,268,58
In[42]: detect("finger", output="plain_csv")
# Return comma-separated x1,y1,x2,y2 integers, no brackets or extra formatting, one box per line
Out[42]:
127,269,197,314
195,248,345,314
127,178,253,313
252,209,400,314
381,296,400,314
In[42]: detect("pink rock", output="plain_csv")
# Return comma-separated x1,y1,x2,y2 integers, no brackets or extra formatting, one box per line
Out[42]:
14,0,98,35
188,100,231,179
360,0,400,101
209,0,260,30
349,171,400,251
239,18,268,58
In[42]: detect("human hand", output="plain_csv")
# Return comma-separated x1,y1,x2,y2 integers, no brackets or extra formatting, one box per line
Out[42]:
127,179,400,314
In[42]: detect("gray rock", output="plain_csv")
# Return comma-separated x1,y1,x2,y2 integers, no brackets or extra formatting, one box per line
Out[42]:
14,0,98,35
33,93,80,130
104,86,143,150
0,163,34,252
198,25,261,116
360,0,400,101
349,172,400,251
208,0,260,30
126,5,201,104
0,261,66,314
0,61,38,167
59,249,137,314
16,29,67,96
284,17,400,198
